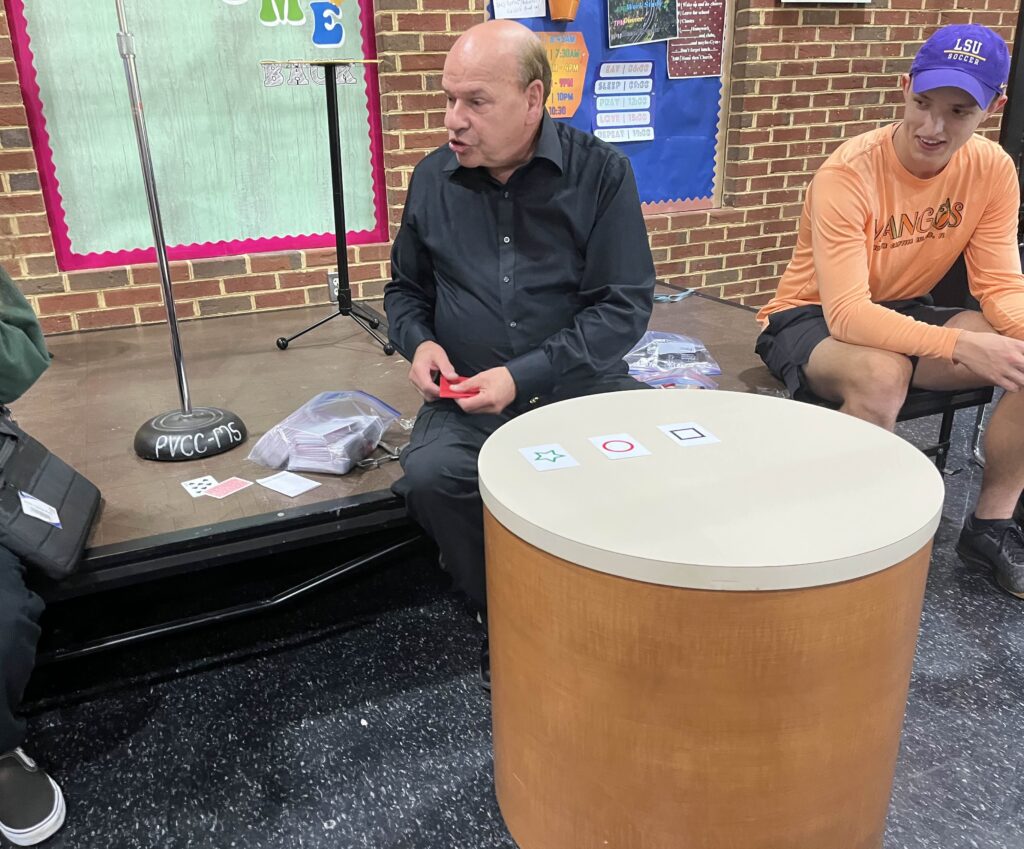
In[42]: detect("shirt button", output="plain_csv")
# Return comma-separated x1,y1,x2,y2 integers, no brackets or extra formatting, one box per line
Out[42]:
509,321,517,328
503,191,510,199
503,276,510,283
503,236,510,244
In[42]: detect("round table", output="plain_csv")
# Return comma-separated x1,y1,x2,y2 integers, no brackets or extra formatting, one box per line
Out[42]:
478,389,944,849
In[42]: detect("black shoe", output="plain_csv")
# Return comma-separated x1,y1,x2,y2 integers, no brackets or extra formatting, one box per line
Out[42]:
957,517,1024,599
0,749,66,846
479,638,491,692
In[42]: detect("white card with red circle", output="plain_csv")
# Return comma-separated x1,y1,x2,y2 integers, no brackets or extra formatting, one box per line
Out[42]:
588,433,651,459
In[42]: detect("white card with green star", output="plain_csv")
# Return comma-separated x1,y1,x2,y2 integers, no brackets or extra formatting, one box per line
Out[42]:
519,444,580,471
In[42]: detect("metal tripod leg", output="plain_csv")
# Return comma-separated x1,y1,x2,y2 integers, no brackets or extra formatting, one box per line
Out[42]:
276,304,395,352
350,309,394,353
971,403,987,467
276,311,344,349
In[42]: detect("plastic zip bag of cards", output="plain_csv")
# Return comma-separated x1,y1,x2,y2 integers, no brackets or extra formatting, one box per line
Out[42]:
247,391,400,475
624,331,721,389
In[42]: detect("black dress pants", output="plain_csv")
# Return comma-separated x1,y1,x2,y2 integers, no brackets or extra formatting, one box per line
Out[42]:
0,544,44,753
393,375,648,611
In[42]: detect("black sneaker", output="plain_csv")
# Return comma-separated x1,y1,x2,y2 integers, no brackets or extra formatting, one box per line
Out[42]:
957,518,1024,598
0,749,66,846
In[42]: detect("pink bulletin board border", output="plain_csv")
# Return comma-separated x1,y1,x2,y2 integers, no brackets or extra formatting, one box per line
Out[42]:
4,0,389,272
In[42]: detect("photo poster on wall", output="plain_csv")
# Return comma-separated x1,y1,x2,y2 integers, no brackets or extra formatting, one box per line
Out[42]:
506,0,722,208
607,0,679,49
5,0,386,271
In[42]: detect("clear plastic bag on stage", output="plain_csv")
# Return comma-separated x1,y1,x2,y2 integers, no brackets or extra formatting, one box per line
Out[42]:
248,391,401,475
625,331,721,389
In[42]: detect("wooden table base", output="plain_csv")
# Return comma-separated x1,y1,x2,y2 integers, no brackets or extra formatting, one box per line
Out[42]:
485,509,932,849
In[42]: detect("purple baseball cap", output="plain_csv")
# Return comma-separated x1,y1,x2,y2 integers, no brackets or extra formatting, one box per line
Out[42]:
910,24,1010,108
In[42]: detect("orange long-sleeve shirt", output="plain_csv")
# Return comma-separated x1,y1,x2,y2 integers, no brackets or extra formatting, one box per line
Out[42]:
757,124,1024,361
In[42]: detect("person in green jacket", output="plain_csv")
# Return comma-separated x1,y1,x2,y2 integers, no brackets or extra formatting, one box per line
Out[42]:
0,261,65,847
0,265,49,404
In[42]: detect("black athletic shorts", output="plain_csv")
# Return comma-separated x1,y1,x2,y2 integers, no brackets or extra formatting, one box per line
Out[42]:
754,296,964,402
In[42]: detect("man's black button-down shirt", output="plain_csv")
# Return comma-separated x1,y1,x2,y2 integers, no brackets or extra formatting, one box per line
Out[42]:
383,115,656,402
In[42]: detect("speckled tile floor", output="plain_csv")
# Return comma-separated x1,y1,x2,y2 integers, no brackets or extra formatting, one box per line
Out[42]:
12,408,1024,849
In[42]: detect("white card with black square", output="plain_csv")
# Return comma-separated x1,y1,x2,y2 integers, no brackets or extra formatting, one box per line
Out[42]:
658,422,719,447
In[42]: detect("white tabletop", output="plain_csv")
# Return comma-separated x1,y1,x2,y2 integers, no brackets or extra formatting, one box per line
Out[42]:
478,390,945,591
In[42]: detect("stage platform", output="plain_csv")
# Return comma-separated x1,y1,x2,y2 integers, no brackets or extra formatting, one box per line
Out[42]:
14,302,428,602
15,289,992,663
14,291,783,657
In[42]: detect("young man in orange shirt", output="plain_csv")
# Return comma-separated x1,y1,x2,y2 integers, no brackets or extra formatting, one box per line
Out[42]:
755,24,1024,599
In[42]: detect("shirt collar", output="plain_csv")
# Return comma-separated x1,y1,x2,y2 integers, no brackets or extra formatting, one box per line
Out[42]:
442,113,564,177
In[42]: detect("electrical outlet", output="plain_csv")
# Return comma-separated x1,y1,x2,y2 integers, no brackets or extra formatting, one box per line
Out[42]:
327,271,340,303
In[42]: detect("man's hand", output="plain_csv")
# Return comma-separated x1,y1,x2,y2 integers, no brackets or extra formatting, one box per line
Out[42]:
952,330,1024,391
450,367,517,415
408,340,459,401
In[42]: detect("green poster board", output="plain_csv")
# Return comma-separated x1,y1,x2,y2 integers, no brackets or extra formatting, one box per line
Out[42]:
8,0,385,269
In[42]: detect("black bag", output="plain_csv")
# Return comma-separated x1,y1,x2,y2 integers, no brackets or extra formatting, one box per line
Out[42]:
0,407,101,580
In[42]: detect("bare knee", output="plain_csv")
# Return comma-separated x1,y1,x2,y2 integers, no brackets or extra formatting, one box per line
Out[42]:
836,357,912,429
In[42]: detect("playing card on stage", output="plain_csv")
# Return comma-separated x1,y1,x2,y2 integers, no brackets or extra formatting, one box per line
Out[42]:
203,477,254,499
257,471,321,498
181,475,218,498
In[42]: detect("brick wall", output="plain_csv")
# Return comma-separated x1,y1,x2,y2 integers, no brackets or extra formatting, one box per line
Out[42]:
0,0,1018,333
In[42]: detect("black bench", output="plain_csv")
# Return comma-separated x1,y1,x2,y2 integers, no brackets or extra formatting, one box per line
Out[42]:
895,386,992,472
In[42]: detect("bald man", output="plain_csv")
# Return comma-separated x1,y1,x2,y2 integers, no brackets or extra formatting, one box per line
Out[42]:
384,21,655,684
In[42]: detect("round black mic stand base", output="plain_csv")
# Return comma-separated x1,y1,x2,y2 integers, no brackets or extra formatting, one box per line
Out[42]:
134,407,248,462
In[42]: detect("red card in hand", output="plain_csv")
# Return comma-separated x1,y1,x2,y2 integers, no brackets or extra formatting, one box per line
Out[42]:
440,375,479,399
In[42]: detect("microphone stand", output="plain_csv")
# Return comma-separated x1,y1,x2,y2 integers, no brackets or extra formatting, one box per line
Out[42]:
116,0,248,461
272,60,394,355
